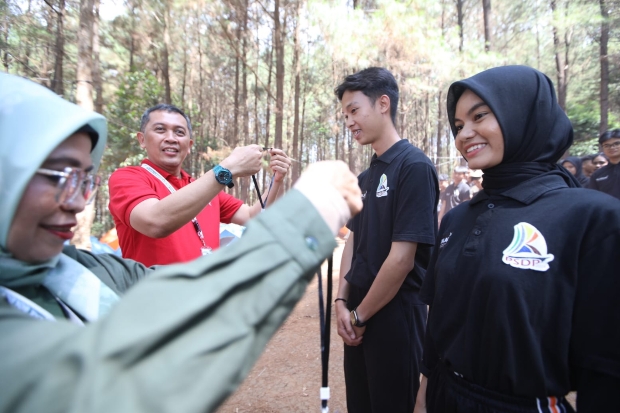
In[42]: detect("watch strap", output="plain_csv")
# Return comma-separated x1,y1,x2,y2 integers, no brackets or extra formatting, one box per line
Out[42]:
351,308,367,327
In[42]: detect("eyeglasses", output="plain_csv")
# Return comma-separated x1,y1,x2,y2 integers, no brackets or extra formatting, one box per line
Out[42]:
37,167,101,205
602,141,620,150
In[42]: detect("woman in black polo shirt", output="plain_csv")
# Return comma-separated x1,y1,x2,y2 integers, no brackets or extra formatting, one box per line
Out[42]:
416,65,620,413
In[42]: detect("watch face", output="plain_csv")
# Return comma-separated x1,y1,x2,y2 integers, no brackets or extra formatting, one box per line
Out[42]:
349,310,356,326
216,169,232,183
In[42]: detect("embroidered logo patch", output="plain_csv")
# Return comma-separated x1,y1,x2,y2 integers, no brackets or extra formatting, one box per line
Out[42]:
439,232,452,249
502,222,554,272
376,174,389,197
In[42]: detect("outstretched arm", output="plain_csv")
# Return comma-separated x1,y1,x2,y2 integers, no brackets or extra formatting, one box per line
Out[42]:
0,161,362,413
127,145,263,238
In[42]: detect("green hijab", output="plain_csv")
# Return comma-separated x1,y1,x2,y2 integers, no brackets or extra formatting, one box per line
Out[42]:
0,73,107,288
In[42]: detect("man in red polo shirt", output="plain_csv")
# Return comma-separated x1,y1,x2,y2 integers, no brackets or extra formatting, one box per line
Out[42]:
109,104,291,266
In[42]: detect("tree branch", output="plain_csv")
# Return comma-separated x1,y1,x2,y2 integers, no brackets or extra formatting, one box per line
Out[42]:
43,0,61,15
216,17,276,102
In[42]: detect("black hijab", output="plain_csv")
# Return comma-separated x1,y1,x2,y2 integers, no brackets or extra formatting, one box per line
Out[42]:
446,65,579,191
562,156,589,186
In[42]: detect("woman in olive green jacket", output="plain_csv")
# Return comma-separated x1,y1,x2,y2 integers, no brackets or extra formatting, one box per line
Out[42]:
0,73,361,413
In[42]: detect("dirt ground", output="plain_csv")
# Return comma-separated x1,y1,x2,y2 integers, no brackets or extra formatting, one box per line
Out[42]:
216,238,577,412
216,239,349,413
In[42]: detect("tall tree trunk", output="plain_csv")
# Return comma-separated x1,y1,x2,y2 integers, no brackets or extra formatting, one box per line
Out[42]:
599,0,609,135
263,36,274,189
73,0,96,249
239,0,250,202
456,0,464,52
482,0,492,52
162,0,172,104
181,47,188,108
274,0,285,149
1,13,9,71
291,0,302,183
299,90,307,175
76,0,94,110
254,13,260,146
436,90,444,172
41,7,54,87
51,0,66,95
92,0,103,113
232,3,241,148
550,0,568,111
128,2,138,72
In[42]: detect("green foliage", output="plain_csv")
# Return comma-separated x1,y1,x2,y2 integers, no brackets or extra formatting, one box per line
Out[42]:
103,69,163,173
567,100,601,156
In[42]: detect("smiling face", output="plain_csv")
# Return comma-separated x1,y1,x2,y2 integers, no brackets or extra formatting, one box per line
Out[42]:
341,90,388,149
602,137,620,164
453,89,505,170
6,133,92,263
137,110,193,177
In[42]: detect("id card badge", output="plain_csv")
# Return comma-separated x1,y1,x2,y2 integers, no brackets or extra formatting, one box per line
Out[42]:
201,247,212,256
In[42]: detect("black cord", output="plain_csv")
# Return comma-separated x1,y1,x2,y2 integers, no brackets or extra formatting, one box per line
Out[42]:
252,175,265,209
317,256,333,412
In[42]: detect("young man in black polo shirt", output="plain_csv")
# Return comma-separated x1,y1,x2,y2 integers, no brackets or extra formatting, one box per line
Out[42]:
334,67,439,413
588,129,620,200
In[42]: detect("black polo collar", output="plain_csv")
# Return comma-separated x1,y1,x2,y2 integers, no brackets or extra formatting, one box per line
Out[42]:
371,139,409,164
470,174,568,206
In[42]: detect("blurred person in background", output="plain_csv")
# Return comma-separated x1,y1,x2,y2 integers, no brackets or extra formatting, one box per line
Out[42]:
468,169,483,198
588,129,620,200
592,153,608,171
437,174,449,212
438,166,470,222
581,154,595,178
561,156,589,186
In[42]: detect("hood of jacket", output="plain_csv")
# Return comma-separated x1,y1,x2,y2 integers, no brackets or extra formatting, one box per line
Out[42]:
0,73,107,247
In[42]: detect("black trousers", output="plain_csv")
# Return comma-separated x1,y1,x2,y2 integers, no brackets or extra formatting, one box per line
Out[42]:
426,363,576,413
344,285,427,413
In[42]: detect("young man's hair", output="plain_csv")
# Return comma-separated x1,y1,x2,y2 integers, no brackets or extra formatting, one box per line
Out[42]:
334,67,399,127
140,104,192,136
599,128,620,145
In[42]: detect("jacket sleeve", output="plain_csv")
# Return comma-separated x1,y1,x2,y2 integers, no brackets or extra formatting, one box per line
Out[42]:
0,189,337,413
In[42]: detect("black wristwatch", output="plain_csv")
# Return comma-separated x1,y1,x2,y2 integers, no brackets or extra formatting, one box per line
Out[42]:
350,308,367,327
213,165,234,188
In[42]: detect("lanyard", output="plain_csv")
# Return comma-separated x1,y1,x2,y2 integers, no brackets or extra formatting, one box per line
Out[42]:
316,256,333,413
252,174,275,210
141,164,211,256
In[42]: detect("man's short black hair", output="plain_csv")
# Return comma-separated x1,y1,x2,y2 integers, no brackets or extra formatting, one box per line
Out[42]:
140,104,192,136
334,67,399,126
599,128,620,145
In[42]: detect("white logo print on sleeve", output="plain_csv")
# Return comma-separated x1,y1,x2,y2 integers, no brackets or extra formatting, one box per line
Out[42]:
376,174,389,197
502,222,554,272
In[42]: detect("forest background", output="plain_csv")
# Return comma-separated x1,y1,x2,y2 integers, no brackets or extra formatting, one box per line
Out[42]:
1,0,619,244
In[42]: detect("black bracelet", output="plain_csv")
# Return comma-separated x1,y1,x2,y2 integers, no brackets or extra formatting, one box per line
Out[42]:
334,298,347,303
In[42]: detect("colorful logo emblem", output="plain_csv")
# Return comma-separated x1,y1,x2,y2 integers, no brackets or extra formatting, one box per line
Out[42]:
376,174,389,197
502,222,554,272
